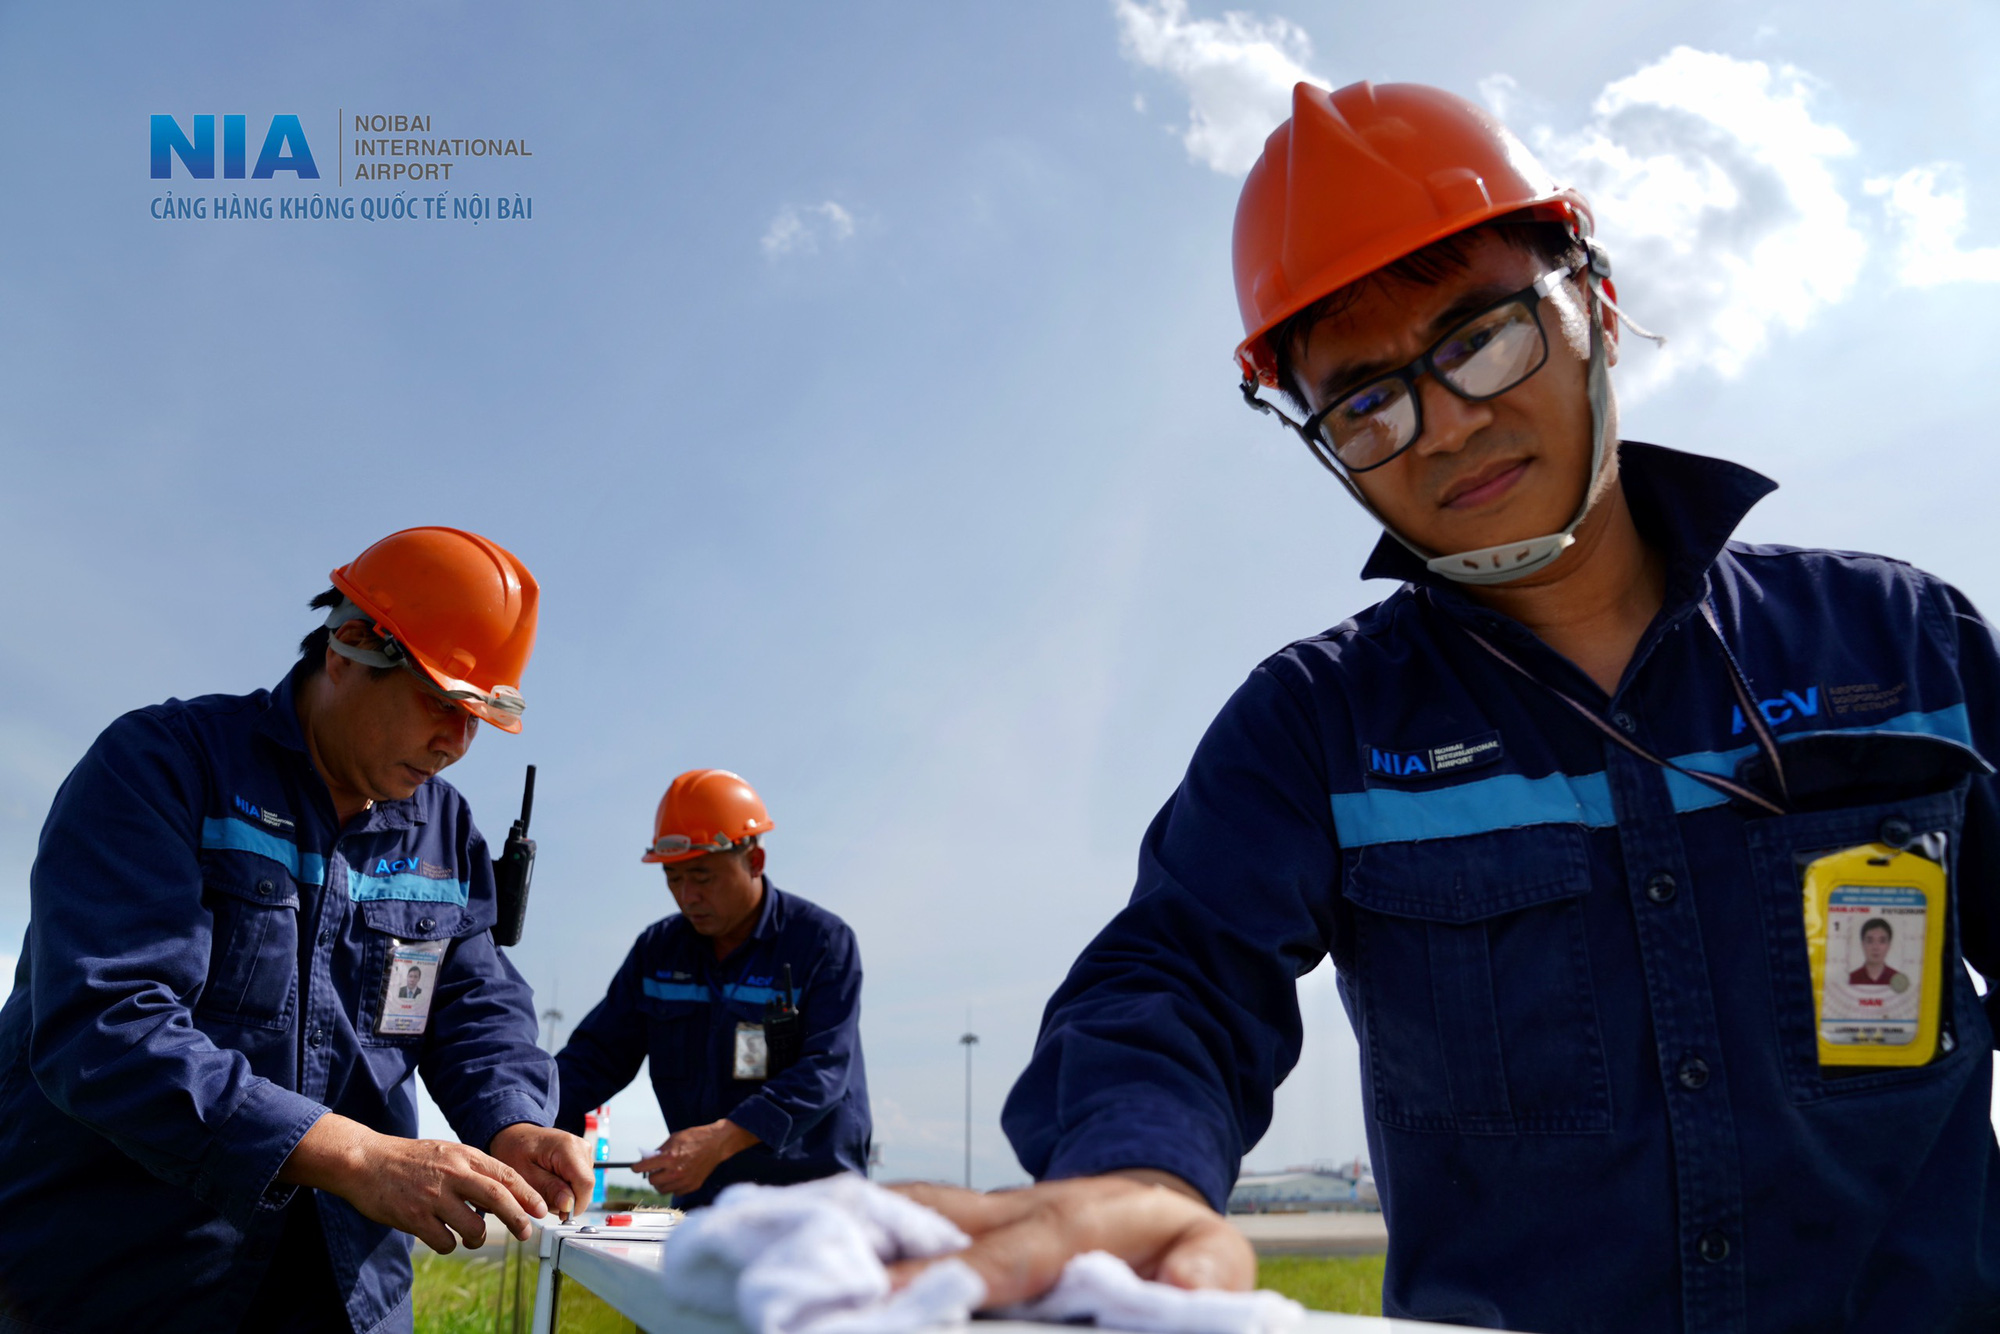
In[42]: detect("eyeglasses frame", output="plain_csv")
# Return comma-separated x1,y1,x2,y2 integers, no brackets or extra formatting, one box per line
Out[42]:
1242,258,1585,477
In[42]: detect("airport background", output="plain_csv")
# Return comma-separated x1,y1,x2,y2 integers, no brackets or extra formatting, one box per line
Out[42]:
2,0,1999,1198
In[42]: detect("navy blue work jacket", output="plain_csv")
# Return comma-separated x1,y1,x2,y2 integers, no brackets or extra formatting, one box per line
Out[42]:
555,880,870,1208
1003,444,2000,1333
0,666,556,1334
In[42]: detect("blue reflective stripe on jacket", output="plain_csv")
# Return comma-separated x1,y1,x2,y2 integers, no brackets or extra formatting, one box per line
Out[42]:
1002,444,2000,1334
0,665,556,1333
555,880,871,1208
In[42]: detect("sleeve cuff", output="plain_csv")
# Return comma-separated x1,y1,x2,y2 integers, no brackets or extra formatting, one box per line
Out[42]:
724,1096,793,1152
1038,1098,1237,1212
196,1082,329,1227
457,1091,556,1153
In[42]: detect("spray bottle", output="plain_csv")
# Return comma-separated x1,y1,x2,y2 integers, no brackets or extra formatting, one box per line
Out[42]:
590,1104,610,1209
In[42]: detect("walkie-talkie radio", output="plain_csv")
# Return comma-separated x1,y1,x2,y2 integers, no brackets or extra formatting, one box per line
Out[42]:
492,765,536,947
765,963,803,1075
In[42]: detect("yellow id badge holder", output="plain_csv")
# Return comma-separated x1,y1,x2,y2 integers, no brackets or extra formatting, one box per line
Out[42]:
1802,842,1947,1067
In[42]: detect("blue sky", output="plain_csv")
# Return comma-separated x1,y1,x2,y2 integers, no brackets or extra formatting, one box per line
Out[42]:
3,1,1998,1188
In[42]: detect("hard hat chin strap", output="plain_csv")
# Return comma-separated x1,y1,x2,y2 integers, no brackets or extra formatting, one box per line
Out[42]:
1419,302,1612,586
1290,295,1613,587
1239,238,1660,588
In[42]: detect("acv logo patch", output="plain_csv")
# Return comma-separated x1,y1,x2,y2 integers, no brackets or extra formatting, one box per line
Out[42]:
372,856,456,880
1364,731,1504,783
1731,686,1819,735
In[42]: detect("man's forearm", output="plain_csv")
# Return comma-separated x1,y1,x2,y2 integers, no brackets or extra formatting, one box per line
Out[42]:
714,1118,761,1157
1108,1168,1208,1205
277,1111,373,1192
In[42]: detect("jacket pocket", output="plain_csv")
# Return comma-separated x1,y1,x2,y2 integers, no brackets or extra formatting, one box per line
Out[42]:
355,899,477,1046
1345,824,1610,1134
197,859,300,1028
1743,783,1982,1103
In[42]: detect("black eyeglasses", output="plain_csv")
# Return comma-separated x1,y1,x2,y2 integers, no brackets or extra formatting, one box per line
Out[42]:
1245,262,1580,474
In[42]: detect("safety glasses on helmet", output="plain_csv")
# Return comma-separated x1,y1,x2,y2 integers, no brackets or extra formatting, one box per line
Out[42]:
647,832,744,858
1263,260,1583,475
326,626,526,719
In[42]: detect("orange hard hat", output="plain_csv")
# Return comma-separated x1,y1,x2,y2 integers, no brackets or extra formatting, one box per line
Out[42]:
1232,80,1589,388
327,527,539,733
643,769,774,864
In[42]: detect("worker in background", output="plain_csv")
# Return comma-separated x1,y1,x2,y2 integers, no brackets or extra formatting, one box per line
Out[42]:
555,770,870,1208
0,527,592,1334
893,83,2000,1332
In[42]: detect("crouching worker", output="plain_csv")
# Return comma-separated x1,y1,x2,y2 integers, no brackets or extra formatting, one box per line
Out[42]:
0,527,593,1333
556,770,870,1207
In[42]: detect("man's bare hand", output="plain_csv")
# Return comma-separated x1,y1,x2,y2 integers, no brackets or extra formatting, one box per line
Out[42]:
278,1112,549,1254
886,1172,1255,1308
632,1119,758,1198
488,1122,594,1224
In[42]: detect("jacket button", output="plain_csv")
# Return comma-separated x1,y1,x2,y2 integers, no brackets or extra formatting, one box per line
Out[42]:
256,879,274,898
1697,1230,1730,1263
307,1029,325,1049
1612,711,1637,733
1879,817,1913,848
1678,1056,1710,1090
318,928,334,947
1645,873,1677,904
417,917,436,934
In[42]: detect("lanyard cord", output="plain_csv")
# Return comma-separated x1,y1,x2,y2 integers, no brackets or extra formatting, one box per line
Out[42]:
1447,597,1791,817
694,939,768,1011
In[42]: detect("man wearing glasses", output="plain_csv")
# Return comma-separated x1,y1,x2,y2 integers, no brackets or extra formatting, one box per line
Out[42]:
0,527,592,1333
554,769,871,1207
893,83,2000,1331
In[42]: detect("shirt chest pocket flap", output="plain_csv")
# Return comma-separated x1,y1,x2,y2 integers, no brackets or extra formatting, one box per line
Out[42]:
356,899,483,1042
1344,823,1610,1135
199,858,301,1028
356,898,477,942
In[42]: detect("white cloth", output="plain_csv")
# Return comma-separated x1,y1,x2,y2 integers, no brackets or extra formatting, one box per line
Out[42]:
654,1174,1305,1334
1001,1249,1304,1333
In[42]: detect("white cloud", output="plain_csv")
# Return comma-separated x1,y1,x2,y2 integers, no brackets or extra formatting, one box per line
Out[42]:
761,200,857,258
1866,165,2000,287
1112,0,1321,175
1516,47,1866,394
1113,10,2000,391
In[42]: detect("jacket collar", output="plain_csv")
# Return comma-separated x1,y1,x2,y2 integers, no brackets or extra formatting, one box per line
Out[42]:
254,662,314,754
1360,441,1777,617
748,878,786,940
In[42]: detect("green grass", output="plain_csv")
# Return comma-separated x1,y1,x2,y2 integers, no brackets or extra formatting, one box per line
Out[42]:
412,1252,504,1334
413,1249,636,1334
1257,1254,1387,1315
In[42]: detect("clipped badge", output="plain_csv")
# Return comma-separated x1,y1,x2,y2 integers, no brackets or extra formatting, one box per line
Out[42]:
733,1022,769,1080
1802,841,1946,1067
376,939,447,1036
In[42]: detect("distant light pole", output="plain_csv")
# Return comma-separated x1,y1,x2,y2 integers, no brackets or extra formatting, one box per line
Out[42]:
958,1028,980,1189
539,1006,564,1053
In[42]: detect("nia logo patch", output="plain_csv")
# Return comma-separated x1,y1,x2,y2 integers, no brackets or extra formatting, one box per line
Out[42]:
233,794,295,832
1365,731,1504,783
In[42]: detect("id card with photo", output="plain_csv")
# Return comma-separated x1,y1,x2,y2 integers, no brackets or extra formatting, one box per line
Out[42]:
733,1022,769,1080
1802,843,1945,1067
376,939,447,1036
